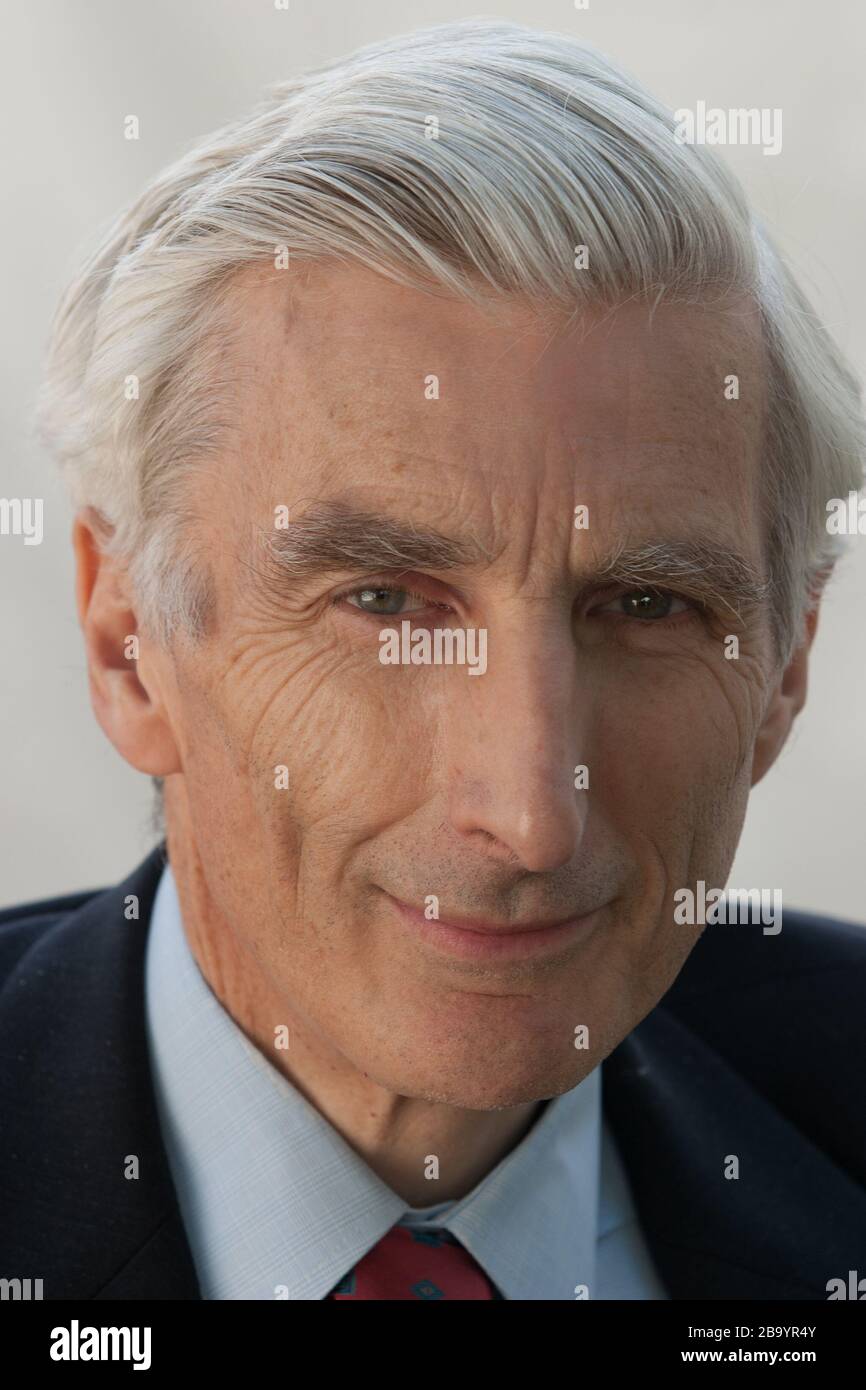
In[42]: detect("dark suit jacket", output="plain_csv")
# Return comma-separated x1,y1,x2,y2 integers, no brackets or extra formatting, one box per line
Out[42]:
1,843,864,1300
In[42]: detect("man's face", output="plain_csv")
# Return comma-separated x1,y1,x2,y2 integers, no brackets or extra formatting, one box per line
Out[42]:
138,263,783,1107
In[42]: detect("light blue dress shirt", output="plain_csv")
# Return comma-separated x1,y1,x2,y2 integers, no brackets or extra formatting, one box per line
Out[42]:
144,862,668,1300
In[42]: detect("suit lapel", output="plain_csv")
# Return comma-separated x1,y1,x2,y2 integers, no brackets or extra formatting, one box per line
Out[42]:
602,1007,866,1299
0,843,200,1299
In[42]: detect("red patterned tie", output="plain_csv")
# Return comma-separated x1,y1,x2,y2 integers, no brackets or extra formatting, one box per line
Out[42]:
327,1224,498,1299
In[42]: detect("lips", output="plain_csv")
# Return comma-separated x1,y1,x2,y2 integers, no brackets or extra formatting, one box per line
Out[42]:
381,890,606,963
400,905,589,936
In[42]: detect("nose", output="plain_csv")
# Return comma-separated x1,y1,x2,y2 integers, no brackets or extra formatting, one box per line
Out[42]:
446,614,588,873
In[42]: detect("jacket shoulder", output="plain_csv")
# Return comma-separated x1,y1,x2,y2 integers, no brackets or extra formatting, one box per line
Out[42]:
0,847,166,988
0,843,200,1299
0,887,102,928
662,903,866,1186
666,902,866,1003
0,885,107,977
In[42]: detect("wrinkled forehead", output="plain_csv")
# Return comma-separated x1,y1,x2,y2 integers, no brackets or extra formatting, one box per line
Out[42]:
208,260,768,570
223,258,765,446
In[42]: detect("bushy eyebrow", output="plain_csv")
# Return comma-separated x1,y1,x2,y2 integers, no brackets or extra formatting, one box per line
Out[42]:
255,499,770,623
260,499,491,579
593,539,771,624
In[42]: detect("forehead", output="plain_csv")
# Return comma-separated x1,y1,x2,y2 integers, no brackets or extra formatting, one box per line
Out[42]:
217,260,767,541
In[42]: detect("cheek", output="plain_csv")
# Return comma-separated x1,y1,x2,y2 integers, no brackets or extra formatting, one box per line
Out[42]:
595,652,763,795
591,661,759,901
204,639,445,848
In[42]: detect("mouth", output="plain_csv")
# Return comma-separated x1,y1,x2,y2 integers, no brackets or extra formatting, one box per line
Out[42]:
380,891,607,963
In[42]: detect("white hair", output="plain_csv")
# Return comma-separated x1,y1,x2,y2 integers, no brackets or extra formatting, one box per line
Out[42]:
36,17,864,664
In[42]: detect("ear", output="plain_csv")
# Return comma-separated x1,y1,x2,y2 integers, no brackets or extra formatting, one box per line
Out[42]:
73,507,182,776
750,602,820,788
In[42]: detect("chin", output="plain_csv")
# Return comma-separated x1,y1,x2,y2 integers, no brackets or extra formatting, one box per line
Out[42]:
381,1051,596,1111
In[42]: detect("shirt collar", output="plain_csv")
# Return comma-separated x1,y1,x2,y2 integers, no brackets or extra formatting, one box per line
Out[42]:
145,861,599,1300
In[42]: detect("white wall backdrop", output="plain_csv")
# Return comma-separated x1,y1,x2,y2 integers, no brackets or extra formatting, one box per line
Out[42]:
1,0,864,916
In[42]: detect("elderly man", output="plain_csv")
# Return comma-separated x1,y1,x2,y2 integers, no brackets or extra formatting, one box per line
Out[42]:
2,18,865,1302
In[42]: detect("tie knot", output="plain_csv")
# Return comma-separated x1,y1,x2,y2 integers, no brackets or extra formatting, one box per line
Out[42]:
327,1223,499,1299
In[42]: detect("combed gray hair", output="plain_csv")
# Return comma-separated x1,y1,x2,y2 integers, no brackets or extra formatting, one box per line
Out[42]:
36,17,864,667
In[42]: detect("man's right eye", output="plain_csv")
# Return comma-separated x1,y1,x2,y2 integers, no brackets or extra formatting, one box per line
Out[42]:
333,583,450,618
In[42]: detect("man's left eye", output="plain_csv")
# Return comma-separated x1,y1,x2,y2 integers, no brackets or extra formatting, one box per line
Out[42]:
598,589,691,620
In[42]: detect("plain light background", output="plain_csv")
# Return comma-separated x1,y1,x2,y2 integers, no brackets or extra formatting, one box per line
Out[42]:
1,0,864,915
